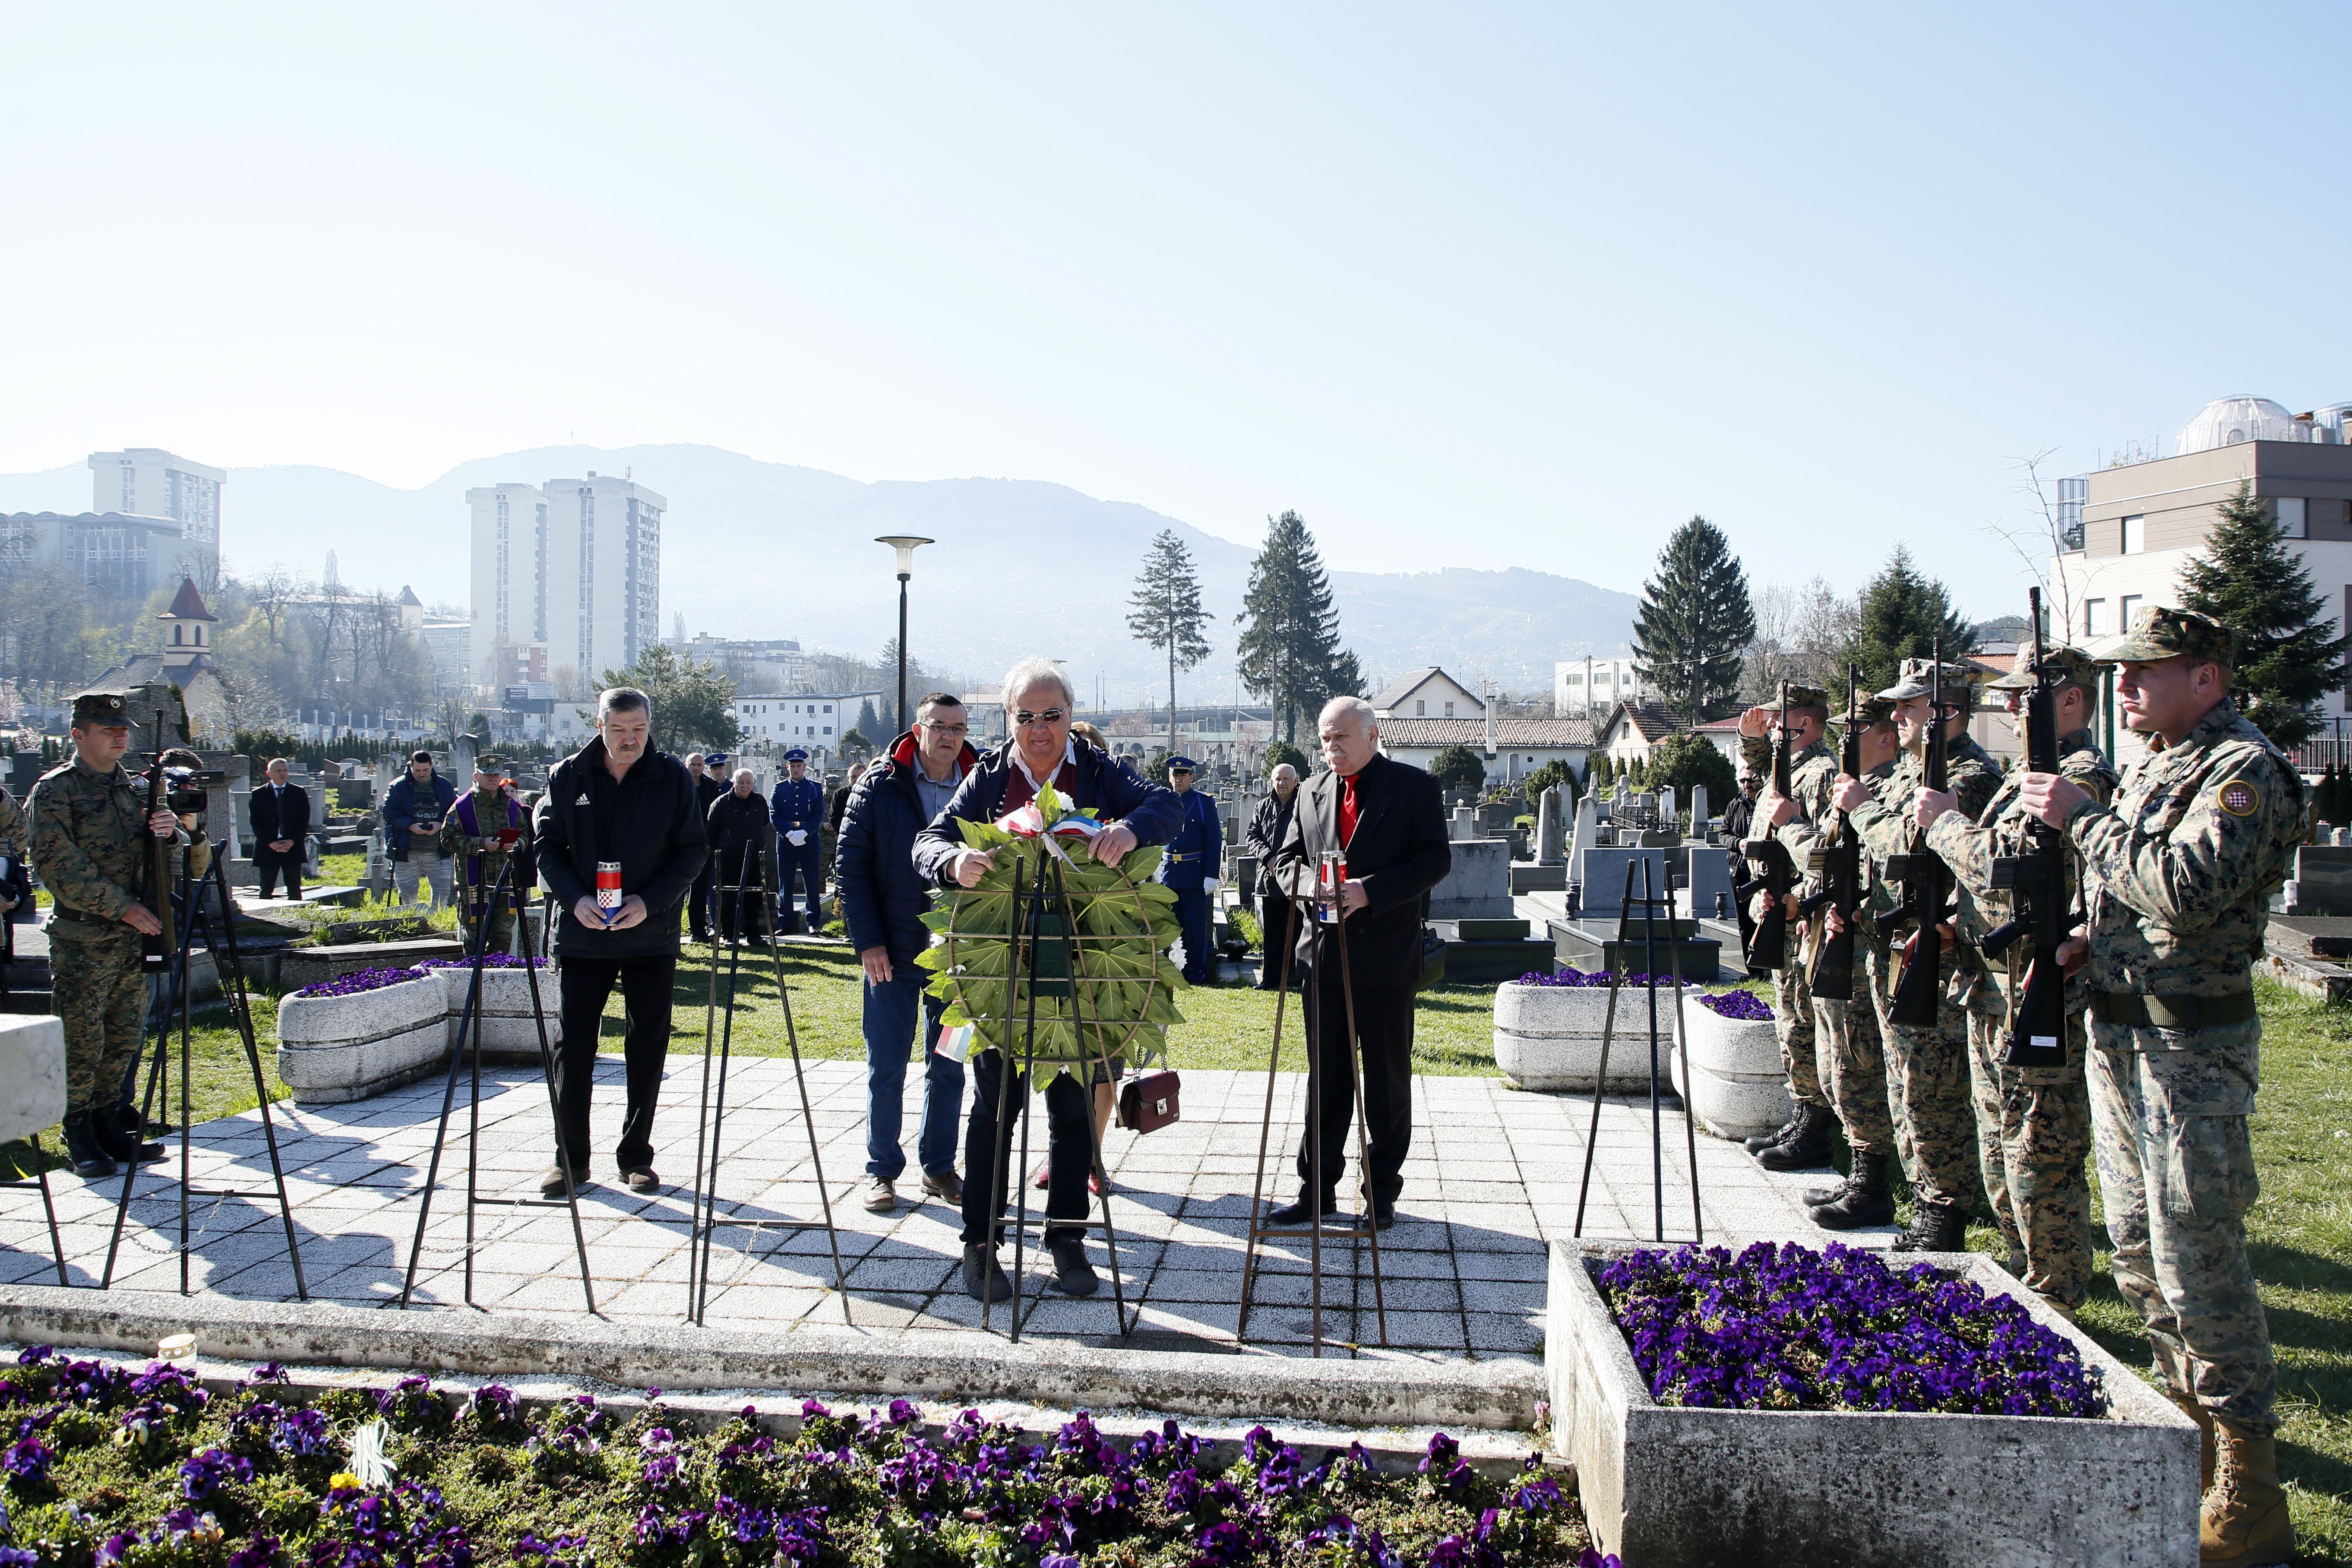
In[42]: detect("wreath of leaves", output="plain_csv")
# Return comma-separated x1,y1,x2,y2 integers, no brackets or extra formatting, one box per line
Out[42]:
917,786,1187,1088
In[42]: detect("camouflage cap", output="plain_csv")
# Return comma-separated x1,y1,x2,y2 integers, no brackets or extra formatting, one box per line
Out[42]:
1875,657,1979,702
70,689,131,728
1855,694,1898,724
472,754,504,774
1985,645,2101,692
2102,604,2239,668
1762,684,1832,715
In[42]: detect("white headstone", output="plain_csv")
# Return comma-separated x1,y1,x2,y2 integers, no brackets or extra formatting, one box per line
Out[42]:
1690,783,1710,838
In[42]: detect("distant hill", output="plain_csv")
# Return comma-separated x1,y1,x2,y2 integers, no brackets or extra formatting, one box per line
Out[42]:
0,445,1634,693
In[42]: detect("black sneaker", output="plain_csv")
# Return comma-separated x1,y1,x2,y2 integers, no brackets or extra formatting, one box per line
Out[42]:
962,1244,1013,1303
1265,1192,1339,1228
1048,1239,1099,1296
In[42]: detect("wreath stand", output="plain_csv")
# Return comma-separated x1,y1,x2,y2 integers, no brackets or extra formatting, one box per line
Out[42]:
683,837,849,1326
976,844,1140,1342
395,826,596,1312
1236,882,1388,1356
1571,855,1704,1245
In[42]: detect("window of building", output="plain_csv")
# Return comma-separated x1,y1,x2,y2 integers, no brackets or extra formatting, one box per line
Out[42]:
2085,598,2107,636
1444,701,1455,718
2121,515,2146,554
2058,477,2086,551
2276,497,2308,539
1416,699,1426,716
2119,594,2143,633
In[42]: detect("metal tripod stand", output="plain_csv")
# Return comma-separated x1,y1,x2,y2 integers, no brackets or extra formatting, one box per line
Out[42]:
1572,855,1704,1244
683,835,848,1325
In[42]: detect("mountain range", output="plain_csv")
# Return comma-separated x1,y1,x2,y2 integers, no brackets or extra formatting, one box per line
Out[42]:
0,445,1638,698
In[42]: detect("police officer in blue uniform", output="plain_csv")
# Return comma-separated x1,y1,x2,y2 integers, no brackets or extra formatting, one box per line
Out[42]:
1157,756,1223,984
769,748,827,934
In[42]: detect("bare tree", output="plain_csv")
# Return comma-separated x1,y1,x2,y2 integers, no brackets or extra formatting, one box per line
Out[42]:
1742,578,1860,701
1980,449,2116,644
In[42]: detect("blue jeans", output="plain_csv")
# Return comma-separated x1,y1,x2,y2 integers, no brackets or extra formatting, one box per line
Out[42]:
863,970,964,1180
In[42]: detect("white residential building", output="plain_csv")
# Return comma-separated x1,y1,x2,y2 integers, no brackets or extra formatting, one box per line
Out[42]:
1554,657,1654,718
468,472,666,686
730,690,882,768
81,448,224,587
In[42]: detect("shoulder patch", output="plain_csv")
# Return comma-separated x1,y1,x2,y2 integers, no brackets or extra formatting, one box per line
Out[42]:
2215,778,2260,818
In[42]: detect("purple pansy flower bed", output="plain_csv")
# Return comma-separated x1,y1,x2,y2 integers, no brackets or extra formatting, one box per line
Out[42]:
291,965,427,999
0,1350,1615,1565
1693,989,1774,1021
419,954,549,969
1513,967,1689,989
1599,1241,2107,1418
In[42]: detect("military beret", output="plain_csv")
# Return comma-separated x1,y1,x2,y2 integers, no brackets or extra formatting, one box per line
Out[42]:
782,747,809,761
1876,657,1980,702
1985,645,2102,692
2103,605,2239,668
70,690,130,728
1167,755,1198,771
1762,686,1832,714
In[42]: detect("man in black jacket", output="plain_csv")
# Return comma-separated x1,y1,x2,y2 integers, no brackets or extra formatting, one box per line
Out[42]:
685,752,728,942
248,758,310,900
1247,762,1302,989
531,687,708,1196
1270,697,1451,1230
705,767,772,945
838,695,980,1215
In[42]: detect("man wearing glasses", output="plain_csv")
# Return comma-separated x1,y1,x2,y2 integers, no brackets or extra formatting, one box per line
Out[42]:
914,658,1182,1303
838,693,982,1215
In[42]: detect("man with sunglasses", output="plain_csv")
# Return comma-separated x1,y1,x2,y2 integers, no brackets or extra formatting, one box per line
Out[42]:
914,658,1182,1304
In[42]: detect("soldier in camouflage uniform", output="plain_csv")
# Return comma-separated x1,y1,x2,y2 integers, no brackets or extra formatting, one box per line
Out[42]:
25,692,199,1178
1916,647,2116,1315
1736,685,1840,1168
1836,656,2001,1252
1805,695,1904,1227
441,755,533,956
2017,607,2300,1565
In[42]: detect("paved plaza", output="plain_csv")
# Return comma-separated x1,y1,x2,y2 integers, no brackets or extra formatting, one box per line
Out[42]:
0,1053,1852,1366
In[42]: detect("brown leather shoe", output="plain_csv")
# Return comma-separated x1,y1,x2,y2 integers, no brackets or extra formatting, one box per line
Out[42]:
2202,1416,2294,1565
920,1169,964,1204
862,1176,899,1214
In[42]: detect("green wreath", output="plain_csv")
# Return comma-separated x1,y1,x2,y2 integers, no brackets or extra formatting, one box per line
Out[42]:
918,783,1188,1088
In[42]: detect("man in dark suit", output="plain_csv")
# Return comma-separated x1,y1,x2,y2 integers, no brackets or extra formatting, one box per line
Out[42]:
1270,697,1451,1230
248,756,311,900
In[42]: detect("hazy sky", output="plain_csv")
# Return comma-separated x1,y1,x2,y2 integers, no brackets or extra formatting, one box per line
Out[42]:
4,4,2346,614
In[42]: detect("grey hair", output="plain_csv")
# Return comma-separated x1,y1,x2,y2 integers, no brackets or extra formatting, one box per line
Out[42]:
1318,695,1375,730
599,686,651,718
733,768,756,786
1001,657,1074,711
685,752,705,765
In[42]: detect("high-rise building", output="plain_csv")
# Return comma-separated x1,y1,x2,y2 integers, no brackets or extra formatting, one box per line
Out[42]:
85,449,224,585
466,472,665,687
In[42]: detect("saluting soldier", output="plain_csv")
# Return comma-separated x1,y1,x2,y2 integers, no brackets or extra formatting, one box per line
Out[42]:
1158,755,1224,985
1836,657,2001,1252
1806,695,1905,1228
440,754,531,956
1735,684,1839,1170
25,692,198,1177
1913,647,2116,1316
769,748,826,935
2016,608,2301,1564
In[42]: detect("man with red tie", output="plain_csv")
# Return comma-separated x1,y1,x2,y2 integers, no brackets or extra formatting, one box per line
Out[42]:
1268,695,1451,1230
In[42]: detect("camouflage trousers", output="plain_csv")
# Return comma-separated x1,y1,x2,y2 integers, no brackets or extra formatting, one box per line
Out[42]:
1812,942,1893,1158
1874,942,1979,1211
2087,1018,2275,1435
1966,1006,2093,1312
457,902,517,959
1770,932,1825,1108
52,925,149,1116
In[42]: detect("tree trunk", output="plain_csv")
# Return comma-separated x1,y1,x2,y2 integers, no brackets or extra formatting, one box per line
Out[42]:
1167,613,1178,758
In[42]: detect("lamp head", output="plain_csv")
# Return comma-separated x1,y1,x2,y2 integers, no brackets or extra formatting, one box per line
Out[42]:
875,535,934,578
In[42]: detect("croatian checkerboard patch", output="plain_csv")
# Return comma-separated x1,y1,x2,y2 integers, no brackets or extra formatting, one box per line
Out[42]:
2215,778,2260,818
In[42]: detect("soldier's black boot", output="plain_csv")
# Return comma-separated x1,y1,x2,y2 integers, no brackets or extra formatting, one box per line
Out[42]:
1742,1108,1805,1155
61,1112,117,1180
1890,1197,1966,1252
1809,1154,1895,1230
1755,1103,1836,1170
93,1106,165,1165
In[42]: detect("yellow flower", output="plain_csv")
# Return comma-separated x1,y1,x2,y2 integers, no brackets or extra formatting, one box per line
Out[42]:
329,1471,364,1492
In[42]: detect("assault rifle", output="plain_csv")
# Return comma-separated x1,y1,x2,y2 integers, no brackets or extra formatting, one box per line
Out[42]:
1982,588,2070,1069
1739,681,1798,976
1877,640,1954,1028
1801,668,1863,1002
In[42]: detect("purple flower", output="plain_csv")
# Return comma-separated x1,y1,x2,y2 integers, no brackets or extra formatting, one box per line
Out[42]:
420,954,548,968
1696,989,1774,1020
4,1435,52,1484
225,1535,280,1568
180,1446,254,1500
294,965,427,999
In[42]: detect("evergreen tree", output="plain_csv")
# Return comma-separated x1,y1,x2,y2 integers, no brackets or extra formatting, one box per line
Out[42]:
1591,752,1615,790
1126,529,1214,757
597,643,741,754
1846,545,1974,689
854,697,882,740
1630,516,1756,721
2176,481,2349,746
1645,733,1736,805
1235,511,1357,741
1429,743,1486,794
1262,738,1311,777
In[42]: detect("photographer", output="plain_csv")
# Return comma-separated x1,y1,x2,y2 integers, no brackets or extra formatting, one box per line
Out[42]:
121,746,220,1160
382,749,457,911
440,755,532,956
532,687,707,1196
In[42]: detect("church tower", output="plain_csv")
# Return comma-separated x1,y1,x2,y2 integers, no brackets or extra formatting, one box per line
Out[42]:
158,575,219,674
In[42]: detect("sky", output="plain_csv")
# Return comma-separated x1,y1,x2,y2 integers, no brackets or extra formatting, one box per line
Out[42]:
4,3,2349,617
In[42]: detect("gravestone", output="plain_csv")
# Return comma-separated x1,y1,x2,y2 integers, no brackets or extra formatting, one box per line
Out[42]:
1448,806,1477,842
1658,786,1676,826
1428,838,1514,920
1536,786,1567,865
195,751,247,860
1569,793,1598,868
1690,784,1710,841
449,734,478,782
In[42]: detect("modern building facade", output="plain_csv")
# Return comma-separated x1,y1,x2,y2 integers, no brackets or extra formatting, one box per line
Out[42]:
1555,656,1655,718
85,448,224,585
468,472,666,687
0,511,200,607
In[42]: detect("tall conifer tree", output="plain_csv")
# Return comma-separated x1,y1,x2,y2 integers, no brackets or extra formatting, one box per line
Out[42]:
1846,545,1974,689
1235,510,1358,741
1630,515,1755,721
1126,529,1214,756
2177,481,2349,746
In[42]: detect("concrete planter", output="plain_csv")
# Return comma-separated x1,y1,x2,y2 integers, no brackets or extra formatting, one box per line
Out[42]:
1546,1240,2199,1567
275,971,448,1104
1492,983,1677,1093
0,1015,66,1142
1669,1001,1789,1141
431,962,560,1065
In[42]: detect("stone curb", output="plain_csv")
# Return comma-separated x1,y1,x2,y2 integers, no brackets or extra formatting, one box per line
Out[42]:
0,1283,1545,1432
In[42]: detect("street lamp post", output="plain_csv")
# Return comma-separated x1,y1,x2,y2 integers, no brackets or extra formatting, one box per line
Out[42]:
875,536,933,736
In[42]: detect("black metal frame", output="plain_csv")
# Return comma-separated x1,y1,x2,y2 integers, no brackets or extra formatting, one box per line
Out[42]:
1236,882,1388,1356
683,835,848,1325
1572,856,1704,1245
102,850,307,1297
395,816,595,1313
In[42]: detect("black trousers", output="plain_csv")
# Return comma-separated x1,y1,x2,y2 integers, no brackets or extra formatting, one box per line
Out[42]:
1255,893,1302,988
554,953,675,1172
689,866,715,939
961,1050,1092,1247
1294,978,1416,1204
715,888,769,941
254,847,303,900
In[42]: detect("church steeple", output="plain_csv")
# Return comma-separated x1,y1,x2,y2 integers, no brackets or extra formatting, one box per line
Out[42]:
158,575,219,673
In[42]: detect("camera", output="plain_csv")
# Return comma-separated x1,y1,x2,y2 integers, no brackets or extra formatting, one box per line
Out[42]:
163,766,227,816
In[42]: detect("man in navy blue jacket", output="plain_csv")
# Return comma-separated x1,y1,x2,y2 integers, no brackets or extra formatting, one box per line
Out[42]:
381,750,457,911
837,693,980,1216
915,660,1181,1305
1158,756,1223,983
769,749,826,934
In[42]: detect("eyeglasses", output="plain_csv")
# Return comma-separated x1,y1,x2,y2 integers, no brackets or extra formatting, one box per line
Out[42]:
922,722,970,736
1012,708,1068,728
